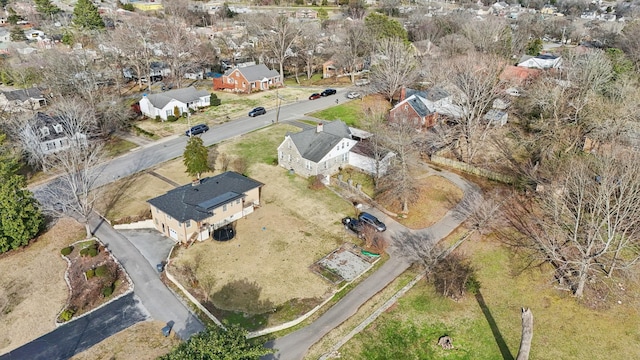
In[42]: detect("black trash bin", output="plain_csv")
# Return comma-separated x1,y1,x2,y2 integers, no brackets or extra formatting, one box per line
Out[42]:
156,263,164,272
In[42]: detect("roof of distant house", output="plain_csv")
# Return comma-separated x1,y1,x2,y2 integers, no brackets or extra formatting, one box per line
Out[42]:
350,140,392,159
499,65,541,83
147,171,264,223
2,87,44,102
287,121,352,163
32,112,68,141
224,64,279,82
143,86,210,109
406,94,435,117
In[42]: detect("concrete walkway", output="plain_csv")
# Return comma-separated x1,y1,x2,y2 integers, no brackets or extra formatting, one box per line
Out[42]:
90,215,205,339
263,169,480,360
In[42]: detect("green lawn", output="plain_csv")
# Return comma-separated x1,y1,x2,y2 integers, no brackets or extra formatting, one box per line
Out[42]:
338,238,640,359
308,101,364,127
223,124,300,169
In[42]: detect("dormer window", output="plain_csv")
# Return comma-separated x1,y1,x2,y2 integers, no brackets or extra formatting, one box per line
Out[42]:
53,124,63,133
40,127,50,137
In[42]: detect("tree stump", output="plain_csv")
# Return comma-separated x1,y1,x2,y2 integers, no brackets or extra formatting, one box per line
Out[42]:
438,335,453,350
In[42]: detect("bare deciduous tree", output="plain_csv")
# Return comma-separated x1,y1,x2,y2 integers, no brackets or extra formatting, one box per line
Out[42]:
333,22,372,84
107,16,157,90
376,121,420,213
249,14,300,80
435,54,504,164
503,149,640,297
370,37,419,103
460,17,511,57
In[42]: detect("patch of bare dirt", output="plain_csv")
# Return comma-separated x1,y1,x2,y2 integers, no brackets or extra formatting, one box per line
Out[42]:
0,218,84,354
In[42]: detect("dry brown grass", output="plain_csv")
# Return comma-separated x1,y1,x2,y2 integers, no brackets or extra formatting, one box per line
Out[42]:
70,320,182,360
171,163,354,315
135,87,322,137
381,174,463,229
0,218,85,354
97,173,175,222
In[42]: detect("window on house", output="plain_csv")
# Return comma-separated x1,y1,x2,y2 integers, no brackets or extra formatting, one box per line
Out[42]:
287,141,291,149
166,110,172,117
342,153,348,162
242,82,246,88
236,199,240,204
167,215,172,220
305,161,311,170
40,127,50,137
341,142,345,149
404,105,408,110
185,221,191,228
288,154,291,161
279,151,283,159
223,204,227,212
53,124,63,133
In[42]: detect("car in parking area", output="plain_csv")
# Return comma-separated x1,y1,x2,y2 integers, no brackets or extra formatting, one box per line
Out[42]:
321,89,337,96
347,91,361,99
358,212,386,232
185,124,209,136
309,93,322,100
342,217,364,238
248,106,266,117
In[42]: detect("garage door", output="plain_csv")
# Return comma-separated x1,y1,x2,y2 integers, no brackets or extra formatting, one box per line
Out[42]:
169,228,178,241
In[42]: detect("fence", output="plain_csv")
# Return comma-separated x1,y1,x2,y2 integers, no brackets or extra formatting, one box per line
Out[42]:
430,155,515,184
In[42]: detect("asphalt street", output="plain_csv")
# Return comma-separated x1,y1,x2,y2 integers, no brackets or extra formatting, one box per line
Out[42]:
0,293,148,360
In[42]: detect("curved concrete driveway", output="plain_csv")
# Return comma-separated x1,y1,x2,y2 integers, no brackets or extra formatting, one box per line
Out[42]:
263,169,480,360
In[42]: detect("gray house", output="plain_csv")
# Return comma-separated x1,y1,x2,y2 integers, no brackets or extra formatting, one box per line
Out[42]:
277,121,394,179
0,87,46,113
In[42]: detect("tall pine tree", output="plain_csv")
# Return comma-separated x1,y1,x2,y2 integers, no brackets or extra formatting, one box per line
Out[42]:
183,136,211,180
72,0,104,30
0,134,43,253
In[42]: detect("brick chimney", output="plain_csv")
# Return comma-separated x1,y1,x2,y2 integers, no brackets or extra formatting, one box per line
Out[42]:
399,86,407,102
316,122,323,133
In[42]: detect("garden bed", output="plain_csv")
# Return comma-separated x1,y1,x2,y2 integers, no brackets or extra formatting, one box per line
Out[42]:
58,239,131,323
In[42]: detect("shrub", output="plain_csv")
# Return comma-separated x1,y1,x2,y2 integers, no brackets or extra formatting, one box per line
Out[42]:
166,115,177,122
430,252,477,300
155,115,161,122
79,247,89,256
59,308,75,322
210,94,221,106
85,269,95,279
95,265,109,277
102,284,114,297
88,247,98,257
308,175,325,190
60,246,74,256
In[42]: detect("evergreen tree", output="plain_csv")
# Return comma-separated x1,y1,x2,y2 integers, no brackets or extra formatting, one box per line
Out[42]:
73,0,105,30
0,134,43,253
34,0,61,17
160,325,272,360
364,12,408,41
9,26,25,42
525,38,543,56
183,136,210,180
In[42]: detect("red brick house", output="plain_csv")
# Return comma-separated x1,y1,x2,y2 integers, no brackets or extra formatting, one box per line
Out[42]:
213,64,281,94
388,87,462,130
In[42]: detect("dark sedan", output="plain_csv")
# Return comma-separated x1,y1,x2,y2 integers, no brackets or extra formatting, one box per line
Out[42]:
248,106,266,117
321,89,337,96
342,217,365,238
309,93,322,100
185,124,209,136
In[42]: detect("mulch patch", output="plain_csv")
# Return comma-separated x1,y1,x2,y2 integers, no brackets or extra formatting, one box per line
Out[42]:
60,239,130,321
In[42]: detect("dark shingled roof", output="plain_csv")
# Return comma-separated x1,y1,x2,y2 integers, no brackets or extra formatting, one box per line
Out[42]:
3,87,44,102
224,64,279,82
406,95,433,117
147,172,264,223
288,121,352,162
33,112,67,141
144,86,209,109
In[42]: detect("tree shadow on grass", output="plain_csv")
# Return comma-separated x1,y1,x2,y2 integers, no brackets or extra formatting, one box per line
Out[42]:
209,278,274,330
475,290,514,360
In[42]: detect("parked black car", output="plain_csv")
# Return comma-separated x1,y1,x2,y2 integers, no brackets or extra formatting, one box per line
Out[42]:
321,88,337,96
248,106,266,117
185,124,209,136
358,212,386,232
342,217,364,238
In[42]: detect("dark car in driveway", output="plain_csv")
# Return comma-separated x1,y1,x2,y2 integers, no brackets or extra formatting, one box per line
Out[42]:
248,106,266,117
309,93,322,100
358,212,386,232
342,217,364,238
185,124,209,136
321,89,337,96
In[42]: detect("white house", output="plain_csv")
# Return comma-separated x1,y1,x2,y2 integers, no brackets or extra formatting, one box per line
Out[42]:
139,86,211,121
24,112,88,155
517,54,562,70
